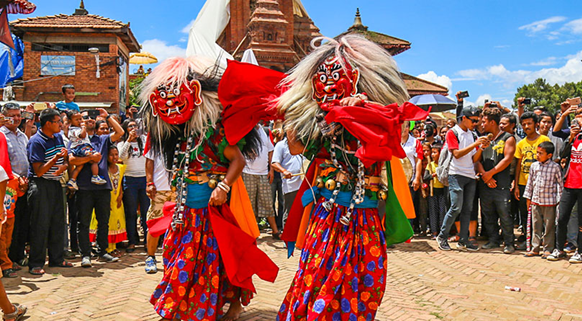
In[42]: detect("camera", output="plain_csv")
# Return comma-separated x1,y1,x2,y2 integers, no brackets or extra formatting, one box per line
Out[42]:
22,111,34,120
522,98,532,105
458,91,469,99
489,102,498,108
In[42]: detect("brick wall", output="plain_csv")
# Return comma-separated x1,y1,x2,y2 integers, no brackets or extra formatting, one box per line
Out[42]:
18,32,129,113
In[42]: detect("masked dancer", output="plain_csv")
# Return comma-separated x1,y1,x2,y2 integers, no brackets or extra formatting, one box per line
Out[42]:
141,56,279,321
276,35,428,320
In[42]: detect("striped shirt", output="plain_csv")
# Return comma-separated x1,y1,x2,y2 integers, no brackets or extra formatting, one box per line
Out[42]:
523,159,563,206
0,126,29,177
27,129,66,180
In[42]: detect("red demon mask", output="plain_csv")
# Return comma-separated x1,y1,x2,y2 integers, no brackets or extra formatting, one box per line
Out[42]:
149,80,203,125
312,56,360,106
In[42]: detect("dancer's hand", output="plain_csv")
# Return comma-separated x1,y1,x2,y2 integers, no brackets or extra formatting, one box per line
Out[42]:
209,188,227,206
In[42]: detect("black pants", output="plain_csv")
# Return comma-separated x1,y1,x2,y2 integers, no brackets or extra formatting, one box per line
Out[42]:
271,172,284,230
557,188,582,251
68,193,79,252
27,178,65,269
77,189,110,257
8,195,30,263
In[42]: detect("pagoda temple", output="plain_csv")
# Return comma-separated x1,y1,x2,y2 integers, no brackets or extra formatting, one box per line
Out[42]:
219,1,448,96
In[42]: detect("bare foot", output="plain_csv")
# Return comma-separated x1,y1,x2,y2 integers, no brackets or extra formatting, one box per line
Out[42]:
222,300,243,321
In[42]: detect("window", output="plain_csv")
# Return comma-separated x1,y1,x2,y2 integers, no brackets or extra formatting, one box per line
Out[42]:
32,43,110,53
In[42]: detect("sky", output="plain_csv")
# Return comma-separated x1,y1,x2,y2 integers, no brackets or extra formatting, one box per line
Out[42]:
11,0,582,109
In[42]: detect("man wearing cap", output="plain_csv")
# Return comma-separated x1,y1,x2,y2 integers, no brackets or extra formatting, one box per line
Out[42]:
437,106,489,251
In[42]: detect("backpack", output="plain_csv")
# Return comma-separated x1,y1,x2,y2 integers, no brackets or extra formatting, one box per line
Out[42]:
436,128,459,187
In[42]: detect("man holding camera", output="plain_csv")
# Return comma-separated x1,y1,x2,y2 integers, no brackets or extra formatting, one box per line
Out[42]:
0,103,34,275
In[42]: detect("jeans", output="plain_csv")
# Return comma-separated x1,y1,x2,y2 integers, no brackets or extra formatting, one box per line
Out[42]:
439,175,476,243
123,176,150,246
556,188,582,251
271,172,284,230
518,185,528,231
428,187,447,235
67,193,79,252
27,178,65,269
282,191,298,230
77,189,110,257
479,185,514,246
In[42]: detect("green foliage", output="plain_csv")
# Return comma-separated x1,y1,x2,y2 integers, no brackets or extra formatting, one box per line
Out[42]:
129,76,145,106
513,78,582,114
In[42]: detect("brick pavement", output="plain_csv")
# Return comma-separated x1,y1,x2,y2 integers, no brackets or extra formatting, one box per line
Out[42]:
4,235,582,321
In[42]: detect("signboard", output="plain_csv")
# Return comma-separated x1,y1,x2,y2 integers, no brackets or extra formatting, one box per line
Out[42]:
40,55,75,76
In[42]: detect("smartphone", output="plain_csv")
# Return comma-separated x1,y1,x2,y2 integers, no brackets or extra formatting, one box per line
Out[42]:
568,97,581,106
87,109,100,119
572,118,580,129
458,91,469,99
3,117,14,124
522,98,532,105
33,102,47,111
21,111,34,120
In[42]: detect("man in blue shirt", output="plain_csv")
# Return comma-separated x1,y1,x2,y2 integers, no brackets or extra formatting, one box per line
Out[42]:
26,109,72,275
69,108,124,267
55,84,80,112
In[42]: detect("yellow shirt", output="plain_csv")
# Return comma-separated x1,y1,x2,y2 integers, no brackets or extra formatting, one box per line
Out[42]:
427,161,445,188
515,134,550,186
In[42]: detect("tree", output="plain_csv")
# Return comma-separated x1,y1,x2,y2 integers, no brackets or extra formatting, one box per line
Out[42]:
514,78,582,114
129,76,145,107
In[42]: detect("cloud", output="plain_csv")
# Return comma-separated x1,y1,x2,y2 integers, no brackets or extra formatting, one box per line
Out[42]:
494,45,510,49
455,50,582,89
141,39,186,63
527,56,559,66
417,71,452,90
181,19,196,34
563,18,582,34
518,16,567,34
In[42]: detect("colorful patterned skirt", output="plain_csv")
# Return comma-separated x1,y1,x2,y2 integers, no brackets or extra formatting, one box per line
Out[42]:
277,198,388,321
150,206,252,320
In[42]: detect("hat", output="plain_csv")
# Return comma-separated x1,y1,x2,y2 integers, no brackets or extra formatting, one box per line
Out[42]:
461,106,481,118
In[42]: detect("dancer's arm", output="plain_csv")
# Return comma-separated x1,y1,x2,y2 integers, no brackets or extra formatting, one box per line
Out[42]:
208,145,246,206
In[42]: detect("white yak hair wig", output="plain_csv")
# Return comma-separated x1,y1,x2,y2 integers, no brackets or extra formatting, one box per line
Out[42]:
138,56,223,160
277,34,409,143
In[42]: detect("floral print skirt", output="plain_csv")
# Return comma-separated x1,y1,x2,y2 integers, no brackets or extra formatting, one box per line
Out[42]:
277,199,388,321
151,206,252,320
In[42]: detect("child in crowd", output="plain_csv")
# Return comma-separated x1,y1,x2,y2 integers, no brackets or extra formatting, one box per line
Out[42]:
65,111,107,189
89,145,127,256
427,143,447,239
417,142,432,235
523,142,562,258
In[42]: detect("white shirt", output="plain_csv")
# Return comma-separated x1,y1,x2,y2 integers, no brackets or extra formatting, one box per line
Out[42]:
272,138,304,194
68,126,91,148
448,125,477,179
145,150,171,191
243,127,274,176
401,134,420,180
118,136,147,177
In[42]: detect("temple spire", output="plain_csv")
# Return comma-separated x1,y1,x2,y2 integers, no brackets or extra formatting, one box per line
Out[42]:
349,8,368,32
73,0,88,15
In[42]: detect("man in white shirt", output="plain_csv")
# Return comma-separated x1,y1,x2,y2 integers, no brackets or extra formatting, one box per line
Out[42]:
271,137,305,230
144,151,175,274
437,107,489,252
242,124,280,238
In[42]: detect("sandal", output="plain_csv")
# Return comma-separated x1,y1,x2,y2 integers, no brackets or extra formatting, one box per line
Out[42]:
2,303,27,321
11,264,21,271
2,269,17,278
469,236,477,242
271,231,282,240
48,261,73,268
448,235,460,242
524,251,540,257
29,267,45,275
126,244,136,253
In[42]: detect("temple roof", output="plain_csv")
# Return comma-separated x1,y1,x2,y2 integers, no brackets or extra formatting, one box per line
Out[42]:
402,73,449,96
337,9,411,56
10,1,140,52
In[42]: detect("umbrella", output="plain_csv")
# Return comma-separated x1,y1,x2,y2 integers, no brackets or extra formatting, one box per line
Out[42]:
129,52,158,64
409,94,456,112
